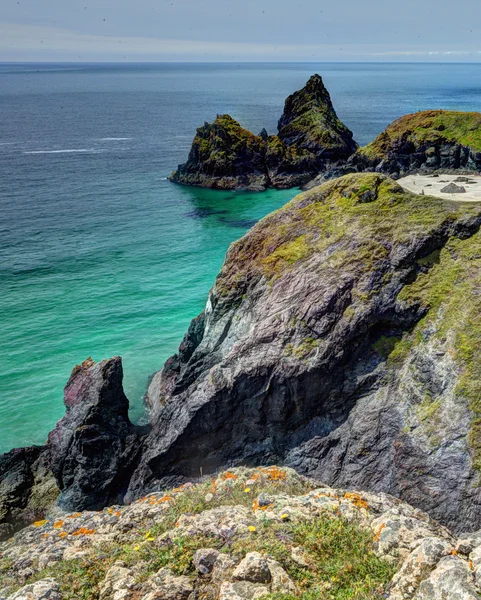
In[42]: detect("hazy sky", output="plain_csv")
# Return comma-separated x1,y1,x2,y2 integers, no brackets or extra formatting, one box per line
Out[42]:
2,0,481,62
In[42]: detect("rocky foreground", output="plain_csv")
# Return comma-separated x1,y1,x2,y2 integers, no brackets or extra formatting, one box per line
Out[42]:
170,75,357,190
2,466,481,600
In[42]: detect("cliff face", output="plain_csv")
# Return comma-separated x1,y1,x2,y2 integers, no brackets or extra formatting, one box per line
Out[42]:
170,75,358,191
126,173,481,532
4,172,481,537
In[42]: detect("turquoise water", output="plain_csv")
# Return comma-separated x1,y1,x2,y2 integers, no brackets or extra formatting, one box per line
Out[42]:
1,62,481,453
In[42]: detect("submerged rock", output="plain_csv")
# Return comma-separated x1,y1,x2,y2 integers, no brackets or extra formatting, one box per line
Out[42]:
170,75,358,190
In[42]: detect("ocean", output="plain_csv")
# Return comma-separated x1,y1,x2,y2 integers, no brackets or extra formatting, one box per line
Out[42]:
1,62,480,454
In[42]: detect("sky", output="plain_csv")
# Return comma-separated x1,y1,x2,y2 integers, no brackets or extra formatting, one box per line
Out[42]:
1,0,481,63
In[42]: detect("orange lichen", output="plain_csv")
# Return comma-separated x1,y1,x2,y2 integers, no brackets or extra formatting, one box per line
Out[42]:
344,492,369,510
33,520,49,527
71,527,97,536
59,532,68,539
252,499,274,512
221,472,238,480
53,520,64,529
67,513,82,519
373,523,386,542
255,466,287,481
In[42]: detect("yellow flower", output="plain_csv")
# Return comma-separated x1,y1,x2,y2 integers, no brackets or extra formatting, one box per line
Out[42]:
144,530,152,539
134,545,141,551
248,525,257,532
281,513,289,520
244,488,251,493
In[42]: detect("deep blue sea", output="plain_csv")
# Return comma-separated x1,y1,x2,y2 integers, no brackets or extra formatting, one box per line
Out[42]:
1,62,481,454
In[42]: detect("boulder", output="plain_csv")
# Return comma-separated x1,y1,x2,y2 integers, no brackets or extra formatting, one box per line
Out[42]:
441,182,466,194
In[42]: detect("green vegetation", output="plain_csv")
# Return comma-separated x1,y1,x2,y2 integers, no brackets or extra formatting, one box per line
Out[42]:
395,231,481,467
358,110,481,161
0,472,394,600
217,172,481,293
372,335,402,359
285,337,320,359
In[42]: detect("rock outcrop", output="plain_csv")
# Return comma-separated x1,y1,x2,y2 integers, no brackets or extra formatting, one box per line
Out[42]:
48,357,144,512
3,466,481,600
126,173,481,533
0,447,57,542
170,75,358,190
169,115,269,191
0,357,145,539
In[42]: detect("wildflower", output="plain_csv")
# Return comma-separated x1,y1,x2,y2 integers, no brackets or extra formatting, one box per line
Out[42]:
280,513,290,521
248,525,257,532
134,545,141,551
244,488,251,493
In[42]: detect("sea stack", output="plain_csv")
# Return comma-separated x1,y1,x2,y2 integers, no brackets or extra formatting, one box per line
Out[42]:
170,75,358,190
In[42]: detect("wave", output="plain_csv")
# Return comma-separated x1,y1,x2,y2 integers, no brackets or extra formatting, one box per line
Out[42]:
98,137,132,141
23,149,100,155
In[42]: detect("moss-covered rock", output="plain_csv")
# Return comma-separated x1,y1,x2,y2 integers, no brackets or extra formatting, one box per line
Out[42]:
354,110,481,176
170,114,269,191
277,74,357,159
170,76,358,191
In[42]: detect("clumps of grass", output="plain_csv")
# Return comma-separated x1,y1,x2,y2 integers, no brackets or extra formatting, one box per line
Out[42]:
7,469,394,600
230,518,395,600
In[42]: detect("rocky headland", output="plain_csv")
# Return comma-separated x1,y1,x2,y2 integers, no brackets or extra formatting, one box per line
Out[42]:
305,110,481,188
170,75,358,190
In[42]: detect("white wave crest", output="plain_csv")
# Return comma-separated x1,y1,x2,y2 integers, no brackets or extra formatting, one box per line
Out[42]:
98,137,132,141
23,149,99,155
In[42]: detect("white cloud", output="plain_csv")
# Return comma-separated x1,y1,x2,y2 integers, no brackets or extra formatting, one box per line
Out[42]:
1,21,480,62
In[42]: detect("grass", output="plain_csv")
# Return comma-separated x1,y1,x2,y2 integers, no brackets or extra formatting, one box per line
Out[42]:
0,470,394,600
216,172,481,295
359,110,481,161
